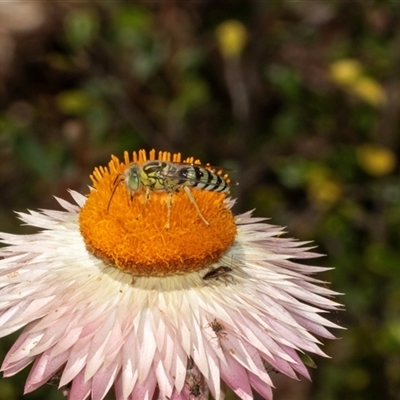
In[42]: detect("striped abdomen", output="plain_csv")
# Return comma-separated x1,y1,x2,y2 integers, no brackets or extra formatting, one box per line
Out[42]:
178,165,230,193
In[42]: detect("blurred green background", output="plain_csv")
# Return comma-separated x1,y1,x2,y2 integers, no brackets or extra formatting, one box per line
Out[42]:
0,1,399,399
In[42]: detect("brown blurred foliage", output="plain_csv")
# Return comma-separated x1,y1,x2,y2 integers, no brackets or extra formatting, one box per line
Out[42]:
1,1,400,400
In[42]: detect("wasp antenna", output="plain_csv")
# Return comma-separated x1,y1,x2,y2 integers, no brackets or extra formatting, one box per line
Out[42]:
106,175,123,211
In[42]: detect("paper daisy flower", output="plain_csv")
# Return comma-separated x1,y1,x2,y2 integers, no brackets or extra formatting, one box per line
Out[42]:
0,149,341,400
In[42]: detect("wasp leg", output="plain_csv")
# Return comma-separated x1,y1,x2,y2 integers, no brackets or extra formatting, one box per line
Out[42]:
183,186,210,226
165,192,173,230
127,191,135,208
140,187,151,214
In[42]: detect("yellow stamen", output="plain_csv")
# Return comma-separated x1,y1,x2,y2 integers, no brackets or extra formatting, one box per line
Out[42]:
79,150,237,277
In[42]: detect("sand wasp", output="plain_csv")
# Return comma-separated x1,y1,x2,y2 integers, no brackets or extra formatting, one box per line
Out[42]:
107,160,234,229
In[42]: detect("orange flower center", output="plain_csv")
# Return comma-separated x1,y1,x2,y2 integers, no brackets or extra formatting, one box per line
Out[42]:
79,149,237,277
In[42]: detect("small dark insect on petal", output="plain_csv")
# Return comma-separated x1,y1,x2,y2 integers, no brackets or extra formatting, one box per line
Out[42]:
207,318,228,341
46,371,71,397
185,357,205,398
202,266,234,284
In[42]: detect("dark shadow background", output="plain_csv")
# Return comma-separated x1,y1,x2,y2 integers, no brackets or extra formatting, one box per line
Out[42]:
0,1,400,399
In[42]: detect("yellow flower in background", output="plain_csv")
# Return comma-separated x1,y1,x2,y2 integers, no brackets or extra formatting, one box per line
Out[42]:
306,166,342,209
0,149,342,400
351,76,386,107
329,58,386,106
215,20,247,58
329,59,362,86
308,179,342,209
357,143,396,176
